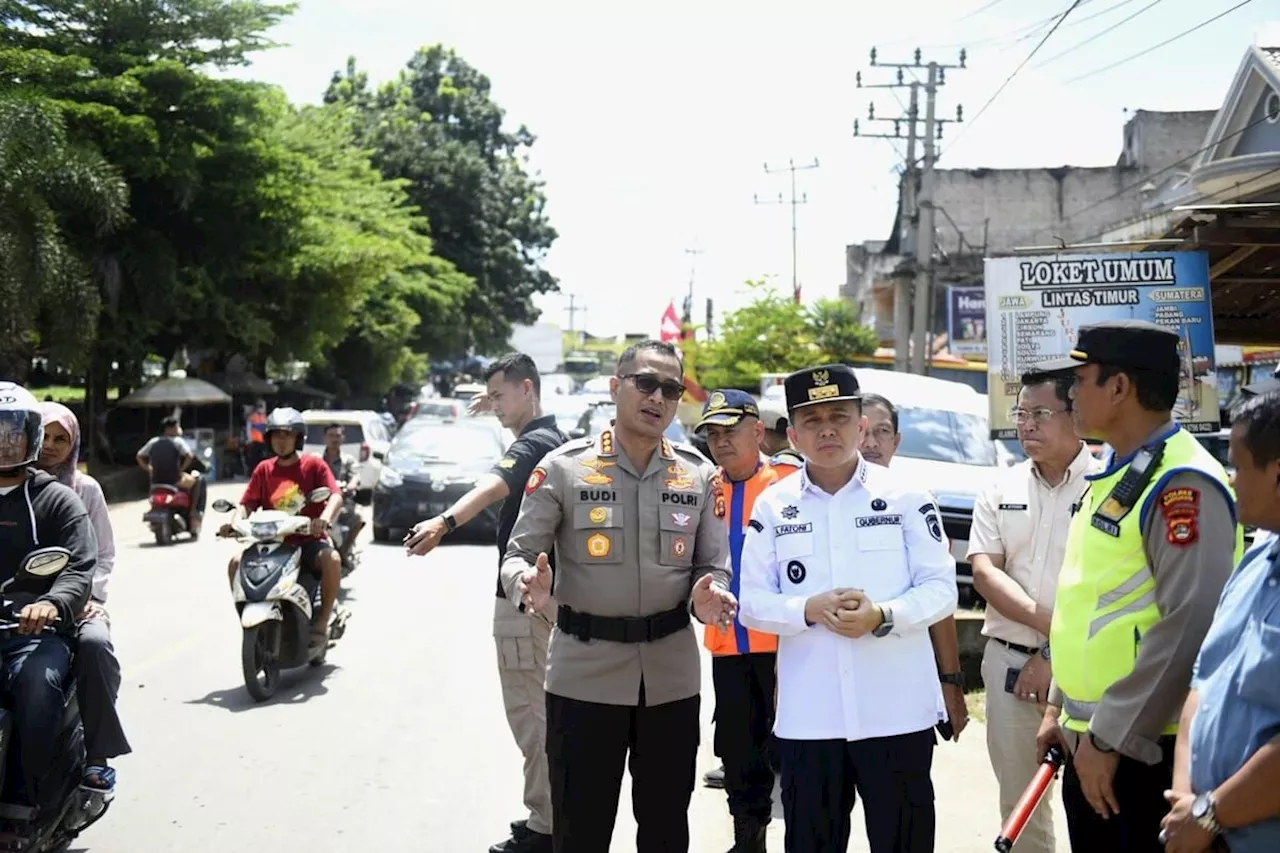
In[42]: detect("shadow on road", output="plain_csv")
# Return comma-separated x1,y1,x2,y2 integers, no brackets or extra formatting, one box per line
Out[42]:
133,537,202,550
183,662,339,713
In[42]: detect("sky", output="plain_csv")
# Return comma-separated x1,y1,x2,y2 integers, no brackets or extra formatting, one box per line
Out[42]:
230,0,1279,339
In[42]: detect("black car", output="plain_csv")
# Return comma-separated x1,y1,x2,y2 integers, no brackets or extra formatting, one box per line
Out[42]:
370,420,508,542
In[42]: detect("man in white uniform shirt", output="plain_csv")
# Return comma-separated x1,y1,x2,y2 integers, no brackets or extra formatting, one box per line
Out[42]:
968,370,1100,853
738,364,958,853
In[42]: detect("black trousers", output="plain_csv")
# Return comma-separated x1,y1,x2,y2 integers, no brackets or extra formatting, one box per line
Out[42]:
778,728,936,853
1062,734,1175,853
711,652,777,822
545,686,700,853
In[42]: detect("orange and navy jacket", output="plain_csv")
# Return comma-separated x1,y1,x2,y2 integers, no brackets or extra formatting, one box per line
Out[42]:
704,453,802,656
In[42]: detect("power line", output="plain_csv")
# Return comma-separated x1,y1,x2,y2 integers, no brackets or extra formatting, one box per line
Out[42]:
1005,0,1142,47
1064,0,1256,83
877,0,1108,52
940,0,1087,156
1066,109,1280,221
1032,0,1167,68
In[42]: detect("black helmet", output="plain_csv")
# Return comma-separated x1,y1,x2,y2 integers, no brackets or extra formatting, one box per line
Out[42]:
0,382,43,472
263,407,306,456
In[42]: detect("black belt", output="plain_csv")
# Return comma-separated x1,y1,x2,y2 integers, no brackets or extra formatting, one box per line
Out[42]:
993,637,1042,657
557,604,690,644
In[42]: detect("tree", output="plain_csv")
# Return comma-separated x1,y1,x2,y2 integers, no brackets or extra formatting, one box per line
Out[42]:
1,1,476,401
324,47,559,355
0,91,127,379
693,282,878,389
807,297,879,365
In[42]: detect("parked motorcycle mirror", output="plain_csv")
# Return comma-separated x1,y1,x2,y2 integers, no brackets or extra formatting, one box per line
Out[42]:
20,547,71,577
308,487,332,504
212,499,235,513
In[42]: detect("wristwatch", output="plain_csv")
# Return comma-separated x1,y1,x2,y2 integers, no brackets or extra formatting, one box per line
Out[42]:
1039,644,1051,661
439,513,459,534
1088,731,1116,754
1191,791,1222,836
939,672,965,690
872,605,894,638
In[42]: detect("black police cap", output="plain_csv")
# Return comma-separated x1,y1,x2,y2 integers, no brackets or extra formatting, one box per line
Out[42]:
1038,319,1180,376
784,364,861,412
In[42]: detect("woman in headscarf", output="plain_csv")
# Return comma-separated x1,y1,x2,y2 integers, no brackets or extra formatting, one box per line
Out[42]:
38,402,130,796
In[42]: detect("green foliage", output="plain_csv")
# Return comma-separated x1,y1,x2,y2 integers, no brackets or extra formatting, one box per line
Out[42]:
0,90,127,377
0,3,546,401
325,46,559,354
693,282,878,389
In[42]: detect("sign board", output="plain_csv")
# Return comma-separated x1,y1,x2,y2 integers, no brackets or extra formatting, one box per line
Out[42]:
984,251,1219,439
946,286,987,357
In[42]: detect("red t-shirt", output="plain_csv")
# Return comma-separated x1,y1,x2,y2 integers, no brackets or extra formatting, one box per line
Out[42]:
241,454,339,545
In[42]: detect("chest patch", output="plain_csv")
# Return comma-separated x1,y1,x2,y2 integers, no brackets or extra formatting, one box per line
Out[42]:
870,498,887,511
786,560,806,584
774,523,812,536
579,489,618,502
856,514,902,528
662,492,699,507
998,503,1029,511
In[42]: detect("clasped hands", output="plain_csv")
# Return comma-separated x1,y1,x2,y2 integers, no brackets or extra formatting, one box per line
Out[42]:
805,588,884,638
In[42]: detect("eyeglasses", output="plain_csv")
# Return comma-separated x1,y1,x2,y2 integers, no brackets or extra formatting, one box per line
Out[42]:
1009,407,1070,425
620,373,686,402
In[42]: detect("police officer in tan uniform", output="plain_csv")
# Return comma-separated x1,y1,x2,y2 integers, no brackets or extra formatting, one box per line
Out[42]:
500,340,736,853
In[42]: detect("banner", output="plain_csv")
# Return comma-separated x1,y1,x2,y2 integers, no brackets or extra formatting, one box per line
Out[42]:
947,286,987,357
984,251,1219,439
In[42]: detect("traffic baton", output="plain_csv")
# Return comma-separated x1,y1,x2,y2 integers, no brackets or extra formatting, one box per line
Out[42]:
994,745,1065,852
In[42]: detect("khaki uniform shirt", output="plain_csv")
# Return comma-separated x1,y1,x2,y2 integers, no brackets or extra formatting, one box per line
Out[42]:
967,442,1100,649
500,428,731,707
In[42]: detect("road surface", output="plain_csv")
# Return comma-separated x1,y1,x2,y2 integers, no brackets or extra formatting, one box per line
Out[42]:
77,482,1069,852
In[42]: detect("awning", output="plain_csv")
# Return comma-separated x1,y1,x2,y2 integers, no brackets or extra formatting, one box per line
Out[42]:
118,378,233,406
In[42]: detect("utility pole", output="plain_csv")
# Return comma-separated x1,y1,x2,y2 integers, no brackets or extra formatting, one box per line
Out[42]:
565,293,587,336
683,246,704,331
855,48,965,374
754,158,819,304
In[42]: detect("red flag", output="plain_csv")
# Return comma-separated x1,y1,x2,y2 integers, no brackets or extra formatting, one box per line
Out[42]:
660,301,682,344
658,301,707,403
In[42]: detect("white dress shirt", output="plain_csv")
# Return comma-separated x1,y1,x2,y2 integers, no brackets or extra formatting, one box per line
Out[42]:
738,455,958,741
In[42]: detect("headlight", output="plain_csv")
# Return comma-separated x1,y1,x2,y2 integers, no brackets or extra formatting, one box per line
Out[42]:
250,522,279,539
379,467,403,488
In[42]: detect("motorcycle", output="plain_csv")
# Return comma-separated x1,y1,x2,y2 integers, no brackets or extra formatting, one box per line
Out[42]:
142,483,195,546
0,549,112,851
212,491,351,703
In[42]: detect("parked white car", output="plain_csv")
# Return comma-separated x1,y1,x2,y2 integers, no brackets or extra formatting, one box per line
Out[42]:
301,409,392,502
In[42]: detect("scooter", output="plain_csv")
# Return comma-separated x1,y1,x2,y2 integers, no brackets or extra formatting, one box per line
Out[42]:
0,549,112,851
213,491,351,703
143,483,195,546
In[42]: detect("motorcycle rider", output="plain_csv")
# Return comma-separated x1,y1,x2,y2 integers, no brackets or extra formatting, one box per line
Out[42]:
135,416,205,535
0,382,96,810
219,408,344,654
321,423,364,566
38,403,131,798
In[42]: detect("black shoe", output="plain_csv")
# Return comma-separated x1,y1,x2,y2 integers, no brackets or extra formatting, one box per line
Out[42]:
727,815,768,853
489,827,552,853
703,764,726,788
509,819,528,838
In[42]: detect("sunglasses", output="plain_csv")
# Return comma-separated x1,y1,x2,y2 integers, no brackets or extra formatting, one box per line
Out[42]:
621,372,686,402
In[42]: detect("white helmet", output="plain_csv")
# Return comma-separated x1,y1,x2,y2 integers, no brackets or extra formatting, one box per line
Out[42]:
0,382,43,471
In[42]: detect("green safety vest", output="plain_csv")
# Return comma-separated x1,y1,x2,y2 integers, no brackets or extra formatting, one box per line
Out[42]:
1050,427,1243,735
